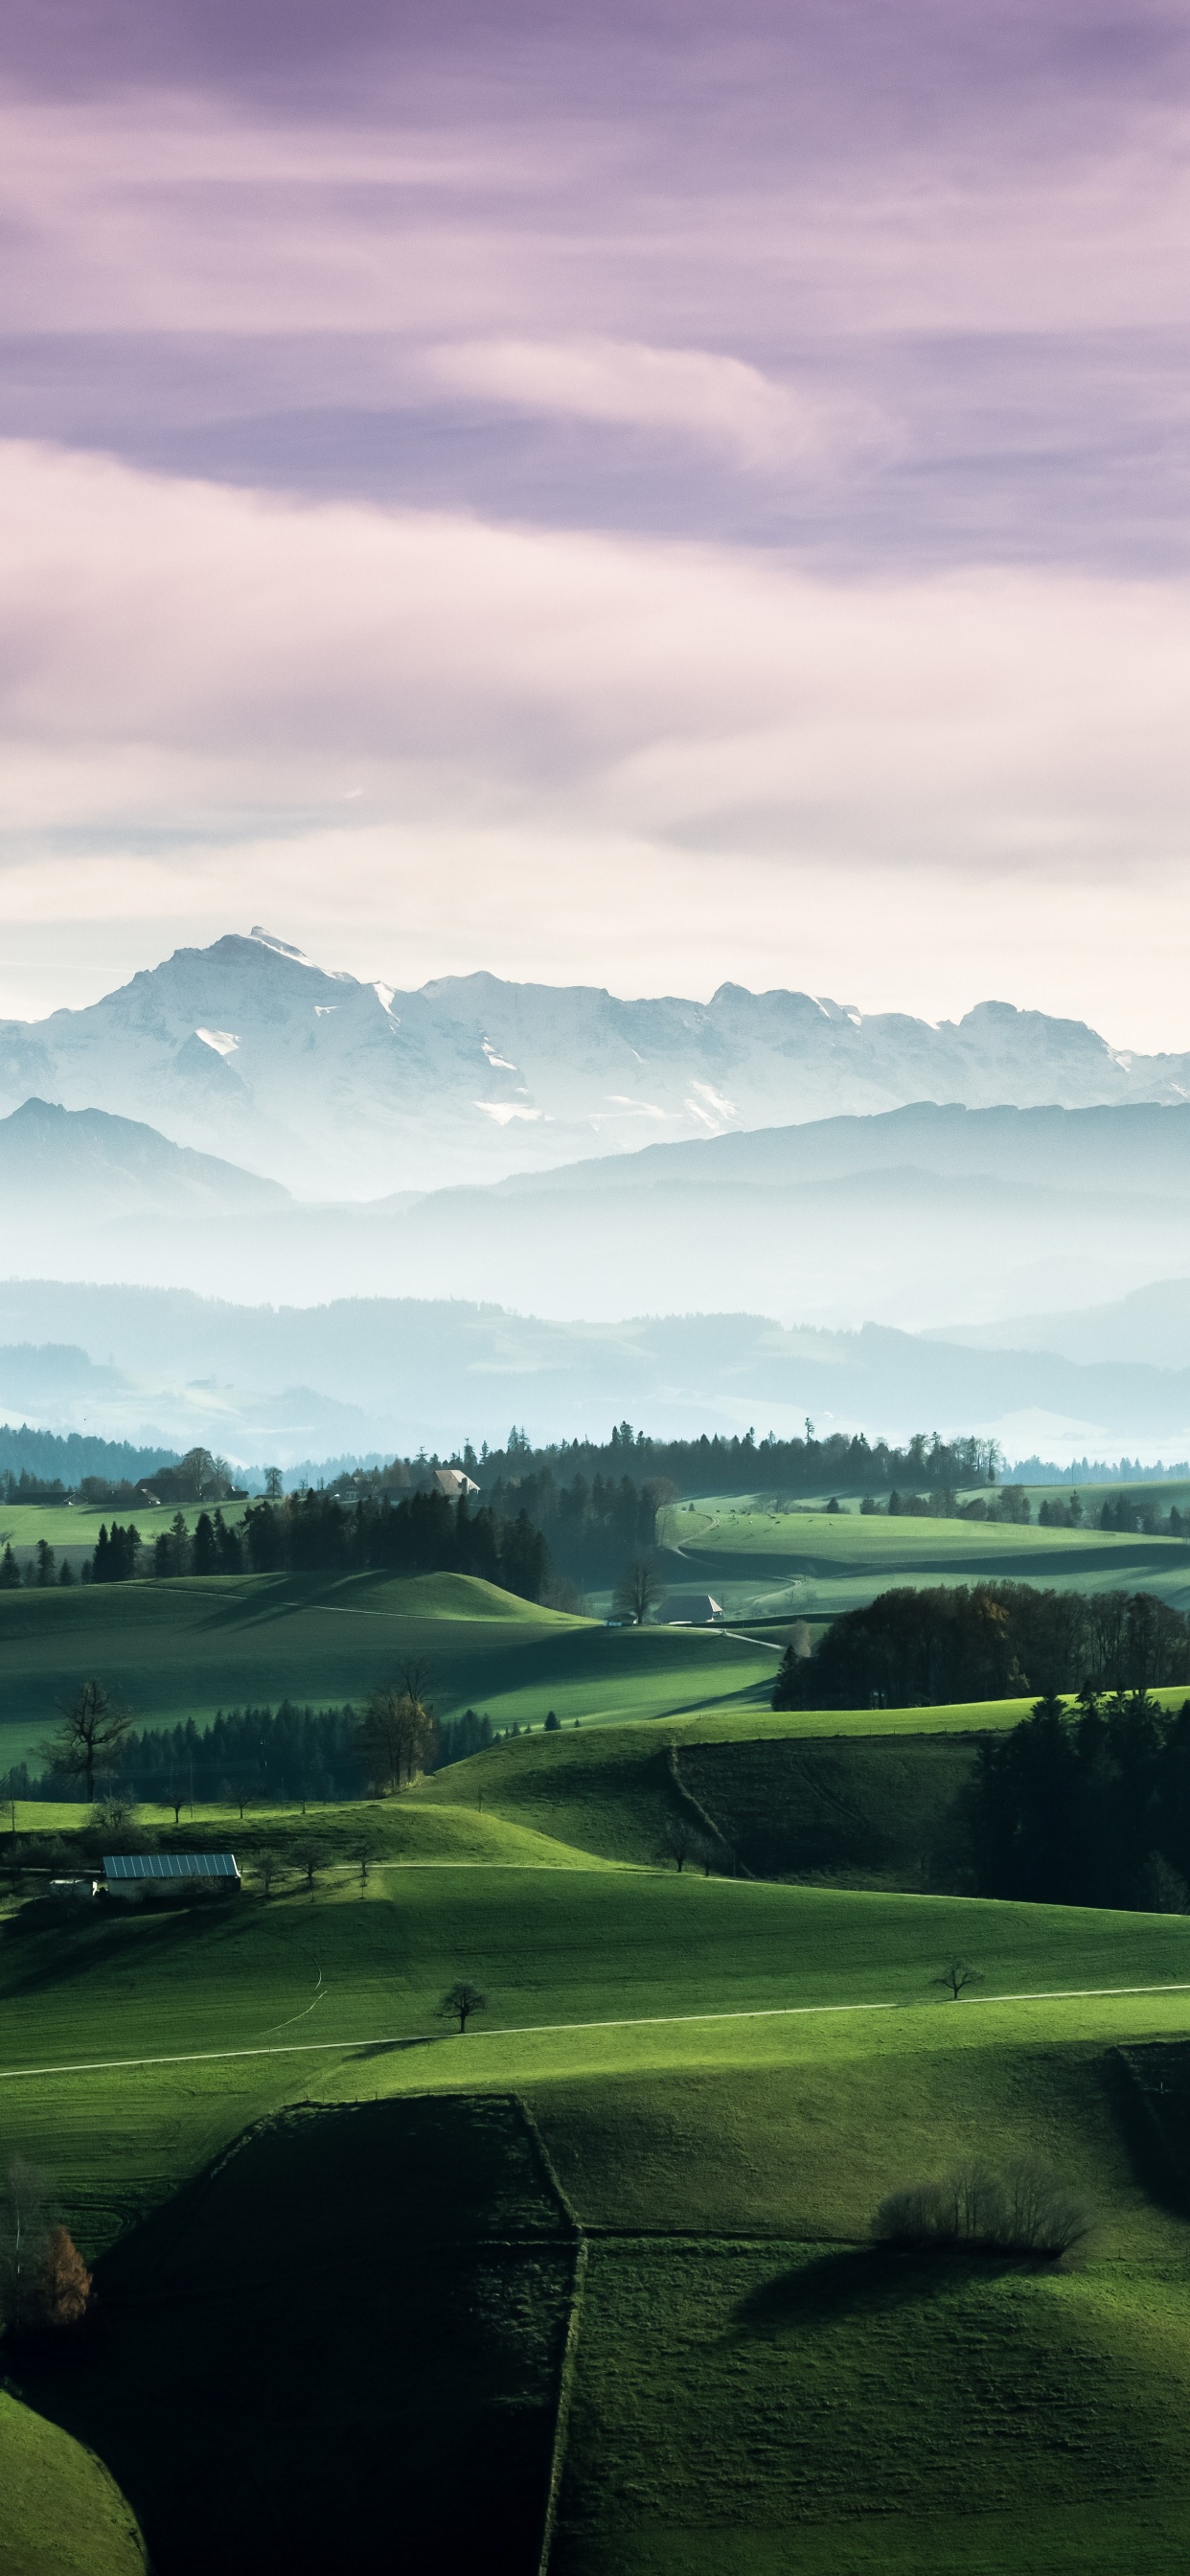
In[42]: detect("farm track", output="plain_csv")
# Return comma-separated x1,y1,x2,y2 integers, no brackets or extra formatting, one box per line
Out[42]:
5,1978,1190,2083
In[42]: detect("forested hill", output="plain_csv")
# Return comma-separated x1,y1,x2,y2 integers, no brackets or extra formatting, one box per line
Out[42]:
471,1423,998,1501
0,1422,180,1488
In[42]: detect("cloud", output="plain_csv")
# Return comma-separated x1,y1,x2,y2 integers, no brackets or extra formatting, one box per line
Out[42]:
1,438,1186,853
0,437,1189,1042
421,336,882,469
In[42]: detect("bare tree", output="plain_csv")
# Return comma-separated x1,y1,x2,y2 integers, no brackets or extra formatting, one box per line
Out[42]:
89,1793,142,1852
435,1980,488,2034
661,1815,695,1872
39,1680,133,1804
351,1835,381,1884
932,1957,984,2001
290,1839,331,1892
357,1684,435,1794
400,1656,437,1711
874,2158,1091,2258
255,1848,286,1899
613,1556,662,1625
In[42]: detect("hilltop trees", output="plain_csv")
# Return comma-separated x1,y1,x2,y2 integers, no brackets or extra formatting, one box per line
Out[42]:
785,1583,1190,1712
972,1686,1190,1907
87,1521,142,1583
40,1679,133,1804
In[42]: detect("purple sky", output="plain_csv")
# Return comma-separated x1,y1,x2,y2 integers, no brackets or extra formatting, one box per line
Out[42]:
2,0,1188,1037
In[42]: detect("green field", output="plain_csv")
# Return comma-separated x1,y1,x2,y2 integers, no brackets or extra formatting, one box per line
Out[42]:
7,1565,1190,2572
658,1499,1190,1622
0,1500,216,1568
0,1568,777,1768
0,2388,147,2575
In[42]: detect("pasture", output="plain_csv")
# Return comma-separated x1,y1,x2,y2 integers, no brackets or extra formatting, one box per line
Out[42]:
6,1563,1190,2573
0,1568,776,1769
5,1813,1190,2572
659,1500,1190,1622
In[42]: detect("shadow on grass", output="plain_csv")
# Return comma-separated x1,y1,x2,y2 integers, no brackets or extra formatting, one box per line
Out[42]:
0,1894,252,1997
348,2034,442,2060
15,2095,575,2576
732,2243,1024,2338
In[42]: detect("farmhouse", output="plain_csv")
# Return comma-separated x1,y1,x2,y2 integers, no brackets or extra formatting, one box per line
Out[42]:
433,1468,480,1499
664,1594,724,1626
103,1852,241,1898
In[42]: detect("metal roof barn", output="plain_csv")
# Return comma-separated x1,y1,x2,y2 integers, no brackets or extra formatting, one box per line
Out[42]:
103,1852,240,1880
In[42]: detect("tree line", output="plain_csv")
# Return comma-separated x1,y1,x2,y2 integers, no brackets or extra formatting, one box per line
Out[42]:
471,1421,999,1501
14,1489,552,1599
10,1691,497,1809
973,1691,1190,1911
773,1583,1190,1711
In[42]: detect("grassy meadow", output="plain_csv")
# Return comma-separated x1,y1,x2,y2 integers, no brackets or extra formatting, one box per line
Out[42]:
0,1568,777,1769
658,1496,1190,1623
6,1559,1190,2570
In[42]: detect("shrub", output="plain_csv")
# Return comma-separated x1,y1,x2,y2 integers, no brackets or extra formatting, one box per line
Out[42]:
873,2158,1092,2259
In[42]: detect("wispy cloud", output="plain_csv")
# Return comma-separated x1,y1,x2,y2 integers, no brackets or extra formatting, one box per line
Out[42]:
0,4,1188,1029
1,437,1188,1040
422,337,886,470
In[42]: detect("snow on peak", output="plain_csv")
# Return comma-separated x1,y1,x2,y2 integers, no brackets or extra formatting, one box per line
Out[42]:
195,1028,240,1056
248,927,312,963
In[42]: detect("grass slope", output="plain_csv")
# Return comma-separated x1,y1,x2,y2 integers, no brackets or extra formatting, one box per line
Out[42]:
18,2096,573,2576
0,2388,147,2576
7,1733,1190,2575
662,1503,1190,1621
0,1568,775,1765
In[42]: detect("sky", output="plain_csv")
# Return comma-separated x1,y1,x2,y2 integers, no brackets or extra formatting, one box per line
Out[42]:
2,0,1189,1041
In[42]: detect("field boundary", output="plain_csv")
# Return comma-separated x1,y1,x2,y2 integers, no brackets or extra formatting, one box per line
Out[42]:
538,2236,588,2576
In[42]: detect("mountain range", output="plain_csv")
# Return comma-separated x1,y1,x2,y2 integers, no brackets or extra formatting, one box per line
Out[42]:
5,1092,1190,1334
4,926,1190,1199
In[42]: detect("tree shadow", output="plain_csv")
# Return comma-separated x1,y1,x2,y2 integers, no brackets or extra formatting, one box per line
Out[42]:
731,2243,1021,2339
349,2035,441,2060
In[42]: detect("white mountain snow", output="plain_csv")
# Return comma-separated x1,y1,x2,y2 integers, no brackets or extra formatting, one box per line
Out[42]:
2,926,1189,1199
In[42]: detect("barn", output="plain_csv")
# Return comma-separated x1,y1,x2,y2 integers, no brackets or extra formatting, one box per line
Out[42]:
103,1852,241,1898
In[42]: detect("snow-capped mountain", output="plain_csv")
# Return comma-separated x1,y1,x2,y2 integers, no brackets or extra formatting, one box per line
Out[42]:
2,926,1189,1199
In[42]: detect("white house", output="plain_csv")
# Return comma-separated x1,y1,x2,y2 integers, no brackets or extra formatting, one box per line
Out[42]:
433,1469,480,1499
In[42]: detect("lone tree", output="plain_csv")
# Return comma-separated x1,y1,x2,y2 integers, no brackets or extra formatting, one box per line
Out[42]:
613,1556,661,1625
290,1839,332,1892
36,2227,93,2328
436,1980,488,2034
932,1957,984,2001
357,1678,436,1795
351,1834,381,1884
255,1848,286,1899
39,1680,133,1804
661,1814,696,1873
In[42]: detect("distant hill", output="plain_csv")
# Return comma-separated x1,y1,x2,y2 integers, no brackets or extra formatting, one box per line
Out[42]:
5,1282,1190,1462
6,1092,1190,1330
4,925,1190,1198
0,1096,289,1221
932,1276,1190,1373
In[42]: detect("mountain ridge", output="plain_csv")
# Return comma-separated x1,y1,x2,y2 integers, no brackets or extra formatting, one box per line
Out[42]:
3,928,1189,1198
